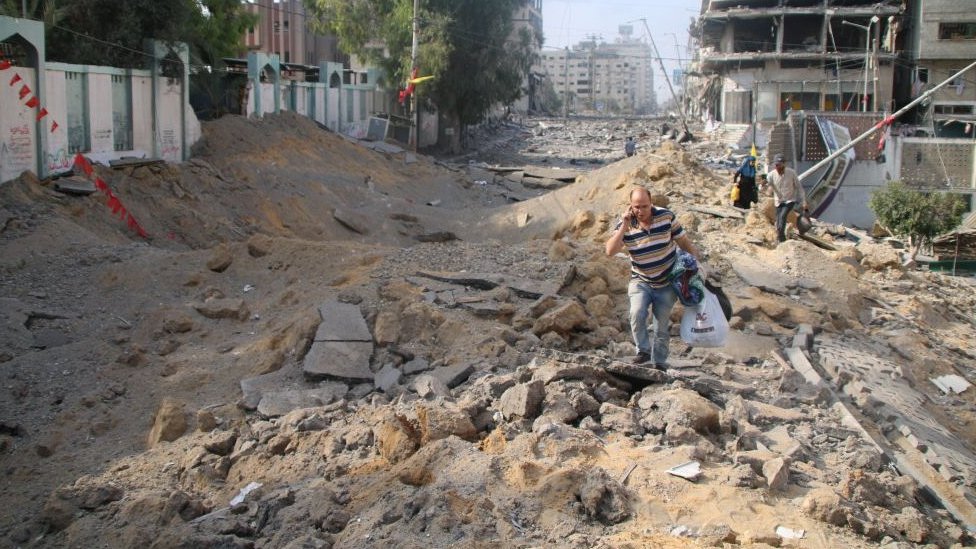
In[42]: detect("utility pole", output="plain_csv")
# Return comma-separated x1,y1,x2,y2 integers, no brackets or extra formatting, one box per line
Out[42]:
563,47,570,120
585,34,599,111
842,17,877,112
633,18,688,133
872,19,880,111
409,0,419,150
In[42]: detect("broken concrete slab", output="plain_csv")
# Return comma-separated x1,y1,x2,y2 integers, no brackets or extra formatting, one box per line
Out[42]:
315,300,371,341
667,461,702,481
53,176,97,195
374,364,402,393
931,375,971,395
240,356,349,413
728,255,790,295
367,141,405,155
522,166,581,182
332,208,371,235
302,341,374,381
402,357,432,375
605,361,668,384
257,385,347,418
431,362,476,389
727,253,817,295
687,205,743,220
522,176,566,190
415,270,566,299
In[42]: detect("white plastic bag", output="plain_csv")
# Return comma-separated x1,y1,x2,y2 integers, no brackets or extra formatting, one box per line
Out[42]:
680,289,729,347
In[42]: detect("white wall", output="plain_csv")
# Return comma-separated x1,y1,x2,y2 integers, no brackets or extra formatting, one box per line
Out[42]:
42,70,70,174
156,78,185,162
88,73,114,153
0,67,38,183
132,75,154,154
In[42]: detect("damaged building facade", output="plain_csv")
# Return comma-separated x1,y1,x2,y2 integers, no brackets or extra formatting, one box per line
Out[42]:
691,0,902,122
687,0,976,230
539,26,656,115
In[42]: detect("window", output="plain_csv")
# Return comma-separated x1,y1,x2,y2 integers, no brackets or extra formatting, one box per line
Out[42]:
949,68,965,87
938,22,976,40
914,67,929,84
934,104,974,115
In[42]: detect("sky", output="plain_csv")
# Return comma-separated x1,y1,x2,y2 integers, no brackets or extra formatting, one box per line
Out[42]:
542,0,702,100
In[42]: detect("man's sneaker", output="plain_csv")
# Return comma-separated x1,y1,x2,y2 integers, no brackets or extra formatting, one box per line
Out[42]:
653,363,669,371
631,352,651,365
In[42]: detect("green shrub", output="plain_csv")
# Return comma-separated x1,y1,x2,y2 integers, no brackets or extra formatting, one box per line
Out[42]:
868,180,967,260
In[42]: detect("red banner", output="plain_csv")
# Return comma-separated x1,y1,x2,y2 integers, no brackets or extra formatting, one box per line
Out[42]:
72,154,150,239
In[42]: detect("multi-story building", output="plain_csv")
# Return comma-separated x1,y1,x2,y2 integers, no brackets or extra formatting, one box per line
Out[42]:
906,0,976,139
242,0,342,70
511,0,544,114
539,26,655,115
689,0,904,123
896,0,976,217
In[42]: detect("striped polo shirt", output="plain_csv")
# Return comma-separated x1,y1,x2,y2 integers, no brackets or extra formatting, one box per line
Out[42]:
615,206,684,288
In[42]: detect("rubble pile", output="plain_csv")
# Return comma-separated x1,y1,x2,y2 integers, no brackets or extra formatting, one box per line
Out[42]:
0,113,974,548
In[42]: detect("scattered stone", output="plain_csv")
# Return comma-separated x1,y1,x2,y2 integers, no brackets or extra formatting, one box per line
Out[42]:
497,380,545,420
147,398,187,447
374,364,402,393
412,375,450,399
532,300,589,336
431,362,475,389
762,457,789,491
206,243,233,273
193,298,250,321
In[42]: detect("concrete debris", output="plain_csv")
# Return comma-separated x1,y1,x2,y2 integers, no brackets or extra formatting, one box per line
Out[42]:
775,525,805,539
3,111,976,549
667,461,702,481
931,374,972,395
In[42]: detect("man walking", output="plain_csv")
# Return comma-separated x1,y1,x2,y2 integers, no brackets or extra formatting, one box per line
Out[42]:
762,154,807,242
605,187,707,368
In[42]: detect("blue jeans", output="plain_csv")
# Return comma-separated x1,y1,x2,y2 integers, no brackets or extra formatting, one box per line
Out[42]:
775,201,797,242
628,279,679,364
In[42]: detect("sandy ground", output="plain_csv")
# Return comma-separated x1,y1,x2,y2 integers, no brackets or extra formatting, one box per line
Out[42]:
0,112,973,548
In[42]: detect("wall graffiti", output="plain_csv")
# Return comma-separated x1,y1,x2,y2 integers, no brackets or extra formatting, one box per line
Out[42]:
160,128,180,160
46,148,73,173
1,124,35,178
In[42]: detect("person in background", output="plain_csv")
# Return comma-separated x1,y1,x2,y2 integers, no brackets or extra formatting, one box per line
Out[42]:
761,154,808,243
730,155,759,209
605,187,707,368
624,136,636,157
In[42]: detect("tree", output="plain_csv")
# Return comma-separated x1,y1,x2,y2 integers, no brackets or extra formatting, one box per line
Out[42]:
868,181,967,263
306,0,538,151
2,0,254,73
189,0,259,118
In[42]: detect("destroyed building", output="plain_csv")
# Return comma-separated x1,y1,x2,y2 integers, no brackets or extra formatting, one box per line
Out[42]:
691,0,904,122
686,0,976,232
